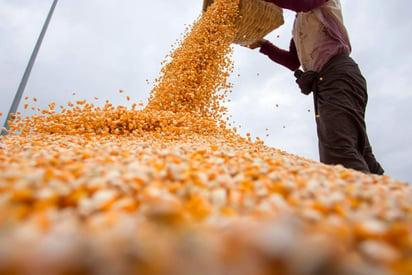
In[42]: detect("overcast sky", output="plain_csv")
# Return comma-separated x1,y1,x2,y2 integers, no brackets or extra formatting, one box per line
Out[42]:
1,0,411,183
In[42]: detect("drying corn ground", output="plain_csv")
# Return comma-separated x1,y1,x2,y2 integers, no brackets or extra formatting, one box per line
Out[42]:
1,0,412,274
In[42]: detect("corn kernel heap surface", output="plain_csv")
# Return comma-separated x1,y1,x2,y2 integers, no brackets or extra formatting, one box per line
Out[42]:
1,0,412,274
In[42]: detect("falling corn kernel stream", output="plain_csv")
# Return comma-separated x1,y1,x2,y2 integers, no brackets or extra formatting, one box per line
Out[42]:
1,0,412,274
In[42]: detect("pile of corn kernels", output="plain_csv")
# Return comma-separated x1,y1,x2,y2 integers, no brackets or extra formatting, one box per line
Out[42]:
1,0,411,274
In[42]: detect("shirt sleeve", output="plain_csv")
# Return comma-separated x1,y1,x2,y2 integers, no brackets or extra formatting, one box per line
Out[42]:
259,39,300,71
262,0,328,12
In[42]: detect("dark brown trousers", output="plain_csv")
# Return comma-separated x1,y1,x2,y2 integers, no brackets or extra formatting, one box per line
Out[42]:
314,54,384,175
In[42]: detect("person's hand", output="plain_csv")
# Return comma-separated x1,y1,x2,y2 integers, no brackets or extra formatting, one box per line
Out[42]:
247,39,267,49
294,69,319,95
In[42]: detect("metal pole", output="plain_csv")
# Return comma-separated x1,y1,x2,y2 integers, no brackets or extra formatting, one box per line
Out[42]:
1,0,59,136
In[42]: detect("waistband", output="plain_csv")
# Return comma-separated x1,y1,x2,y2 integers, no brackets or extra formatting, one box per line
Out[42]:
320,53,352,75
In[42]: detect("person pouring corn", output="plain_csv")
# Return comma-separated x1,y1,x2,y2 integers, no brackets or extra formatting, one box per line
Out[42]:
249,0,384,175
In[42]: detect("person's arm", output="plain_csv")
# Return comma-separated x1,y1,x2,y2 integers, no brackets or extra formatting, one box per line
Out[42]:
259,39,300,71
262,0,328,12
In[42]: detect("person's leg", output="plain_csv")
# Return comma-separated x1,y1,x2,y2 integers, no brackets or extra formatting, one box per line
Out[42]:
313,54,384,174
316,97,370,173
362,135,385,175
315,55,371,173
